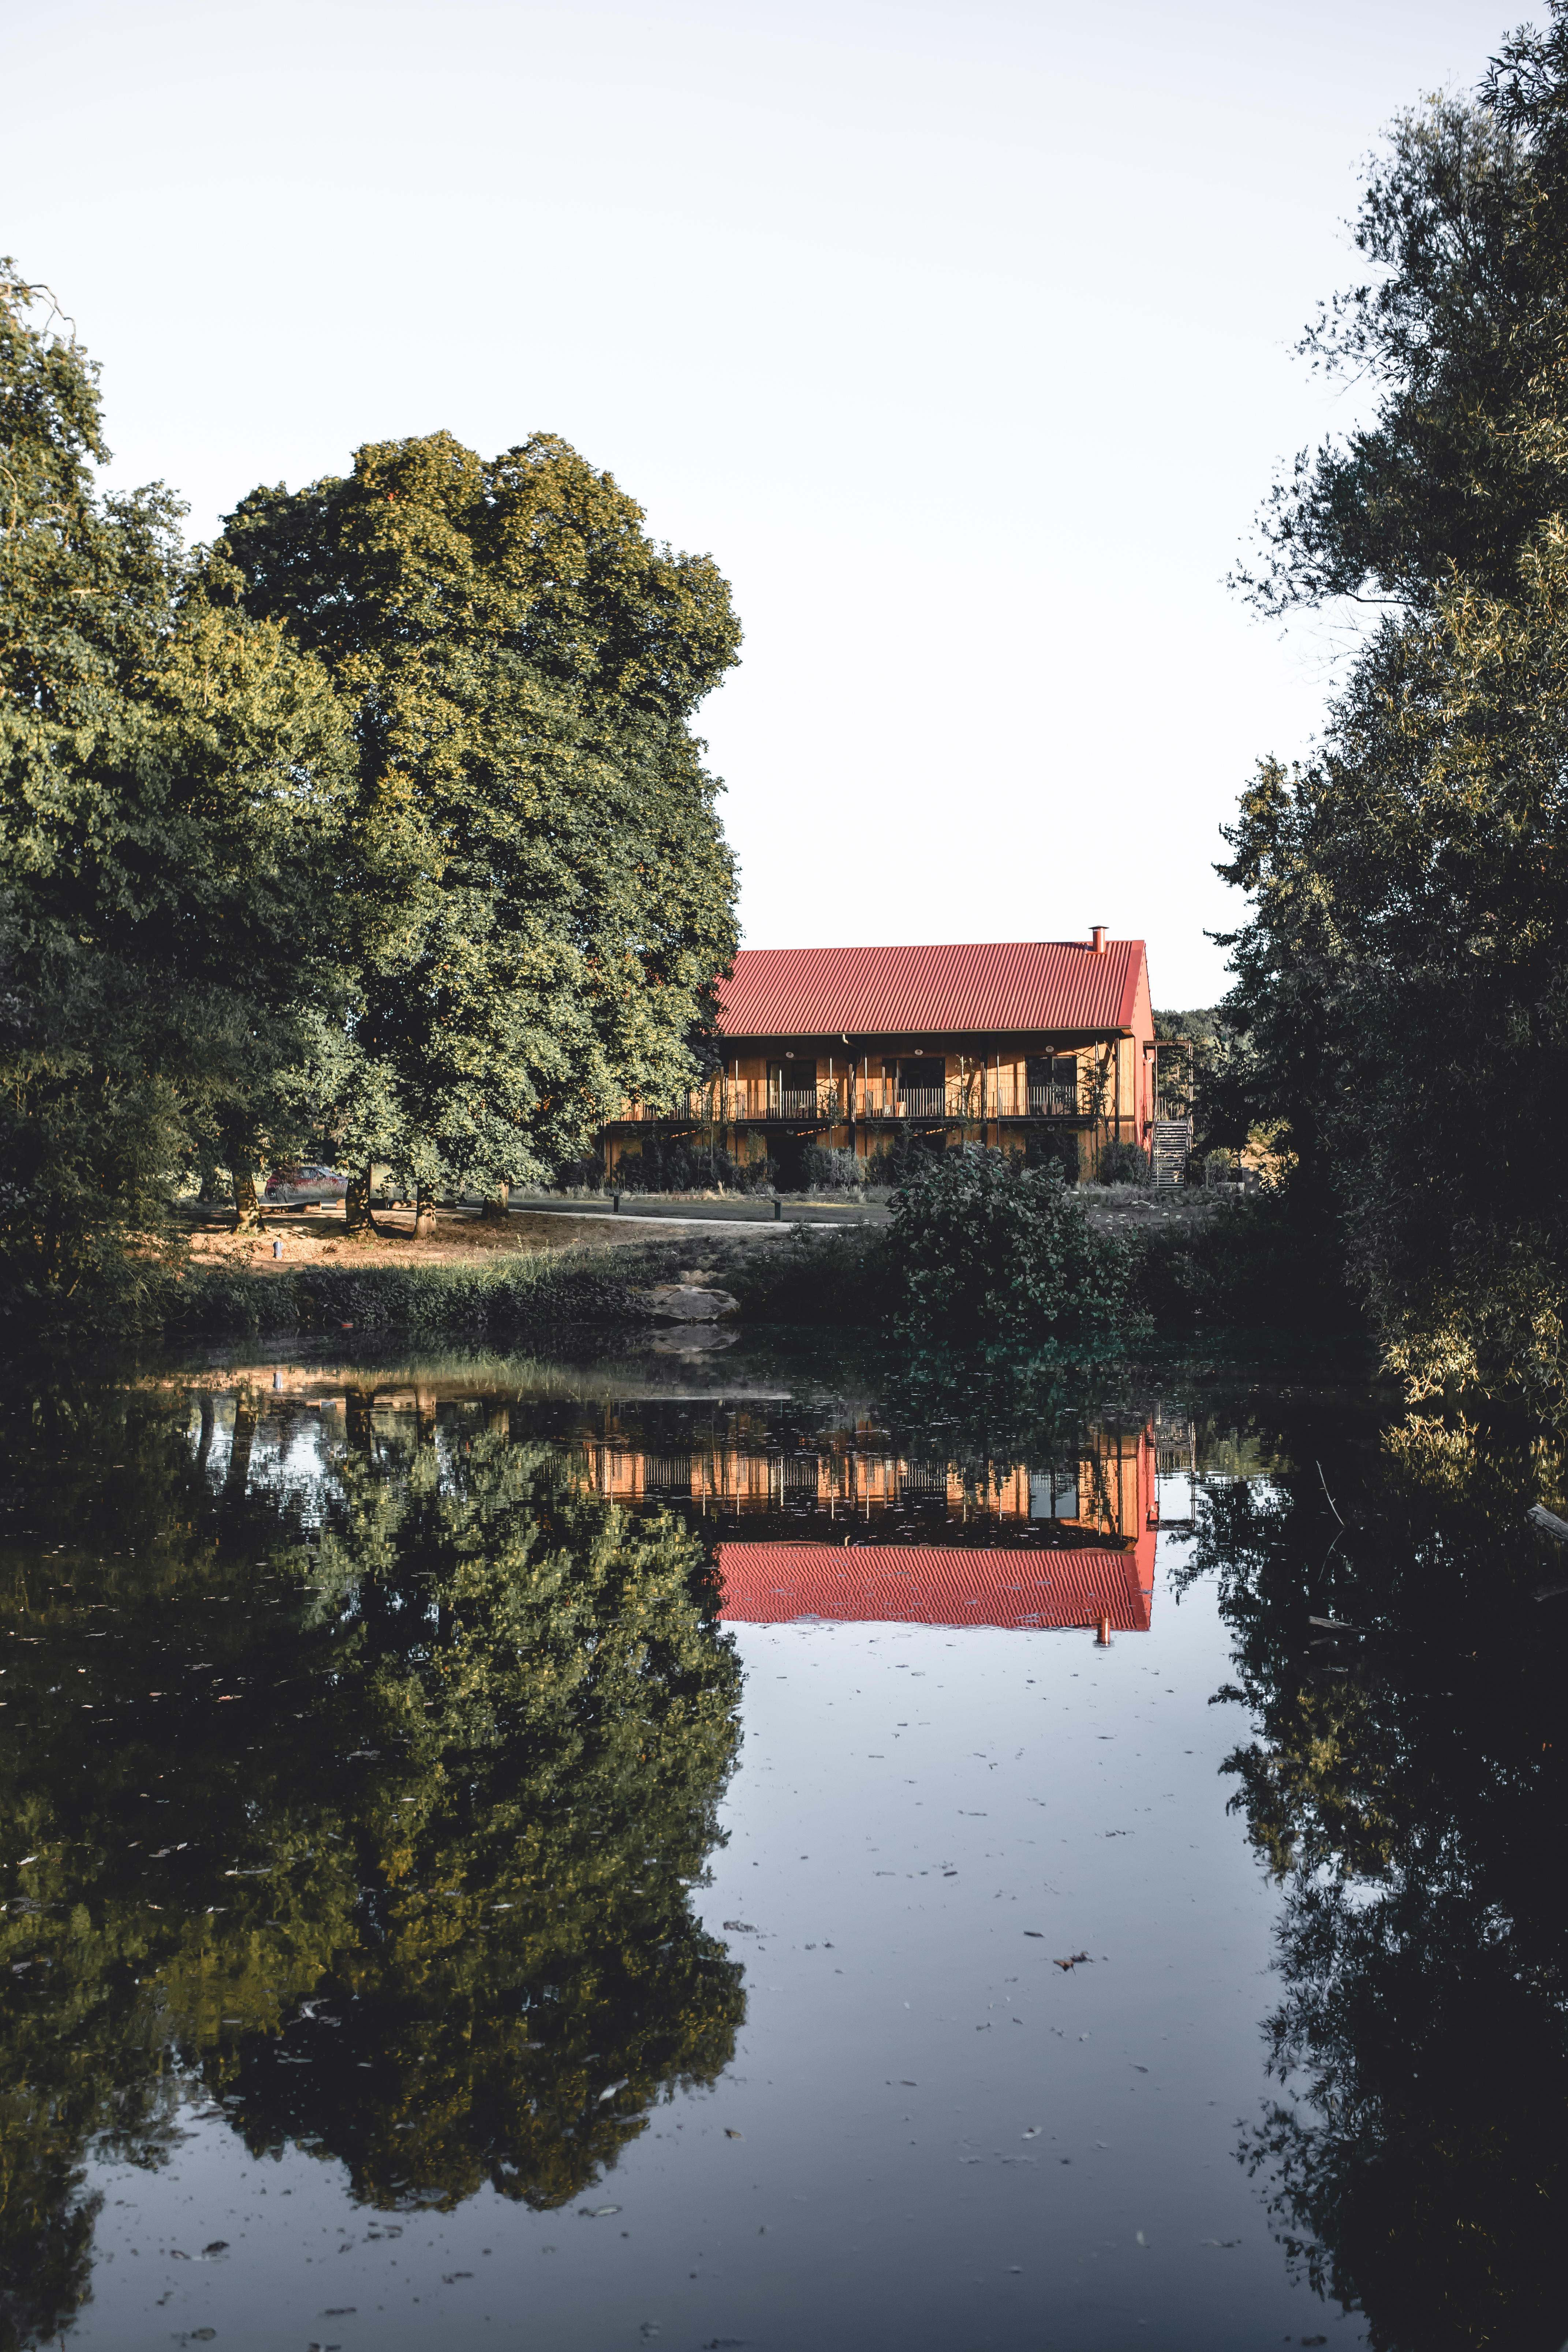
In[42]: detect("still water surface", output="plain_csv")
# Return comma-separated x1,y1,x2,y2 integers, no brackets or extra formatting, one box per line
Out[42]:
1,1336,1562,2351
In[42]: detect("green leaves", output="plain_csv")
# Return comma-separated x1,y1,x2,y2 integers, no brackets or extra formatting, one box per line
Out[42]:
218,428,741,1195
0,1374,744,2336
2,265,743,1311
1221,55,1568,1411
1,272,359,1313
884,1150,1145,1351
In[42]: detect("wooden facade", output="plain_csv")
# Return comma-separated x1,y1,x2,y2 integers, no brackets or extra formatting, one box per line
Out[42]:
603,932,1157,1181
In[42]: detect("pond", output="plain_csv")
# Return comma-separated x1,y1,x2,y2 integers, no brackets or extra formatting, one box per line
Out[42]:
1,1333,1563,2352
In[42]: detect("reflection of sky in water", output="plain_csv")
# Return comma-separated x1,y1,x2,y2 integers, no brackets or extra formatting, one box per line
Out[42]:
71,1541,1354,2352
15,1350,1556,2351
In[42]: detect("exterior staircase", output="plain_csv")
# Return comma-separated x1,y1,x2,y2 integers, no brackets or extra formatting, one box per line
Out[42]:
1151,1118,1192,1189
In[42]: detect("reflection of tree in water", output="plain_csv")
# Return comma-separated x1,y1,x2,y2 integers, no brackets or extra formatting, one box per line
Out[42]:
872,1342,1146,1506
1181,1414,1568,2352
0,1380,743,2349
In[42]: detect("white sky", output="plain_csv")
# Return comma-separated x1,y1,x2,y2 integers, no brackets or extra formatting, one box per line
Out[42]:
4,0,1525,1005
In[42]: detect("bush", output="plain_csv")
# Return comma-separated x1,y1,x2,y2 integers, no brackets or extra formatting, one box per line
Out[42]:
1014,1123,1081,1184
1096,1139,1151,1186
716,1225,889,1323
884,1149,1146,1350
1133,1190,1359,1352
552,1154,605,1191
614,1136,760,1193
804,1145,860,1192
862,1122,944,1189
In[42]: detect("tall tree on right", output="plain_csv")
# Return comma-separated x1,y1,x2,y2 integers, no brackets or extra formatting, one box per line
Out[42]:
1221,25,1568,1411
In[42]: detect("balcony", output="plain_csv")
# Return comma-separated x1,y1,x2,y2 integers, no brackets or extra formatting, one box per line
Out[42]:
611,1076,1093,1125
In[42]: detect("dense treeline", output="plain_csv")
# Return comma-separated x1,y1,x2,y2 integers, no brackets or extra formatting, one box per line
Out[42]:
1214,7,1568,1415
1180,1410,1568,2351
0,268,739,1322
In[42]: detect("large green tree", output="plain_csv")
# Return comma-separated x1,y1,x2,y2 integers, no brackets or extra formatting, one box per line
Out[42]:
0,267,356,1301
1219,37,1568,1411
213,429,741,1222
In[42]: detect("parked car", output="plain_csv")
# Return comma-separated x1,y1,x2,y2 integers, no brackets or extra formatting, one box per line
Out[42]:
264,1164,349,1206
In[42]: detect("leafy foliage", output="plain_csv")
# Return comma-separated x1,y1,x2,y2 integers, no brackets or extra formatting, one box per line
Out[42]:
0,1374,743,2346
0,267,355,1311
883,1149,1145,1349
1180,1407,1568,2350
214,430,741,1201
1220,36,1568,1412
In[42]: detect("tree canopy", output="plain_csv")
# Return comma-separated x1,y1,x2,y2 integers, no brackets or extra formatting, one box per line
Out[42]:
0,266,355,1306
213,429,740,1210
1,267,742,1312
1218,15,1568,1411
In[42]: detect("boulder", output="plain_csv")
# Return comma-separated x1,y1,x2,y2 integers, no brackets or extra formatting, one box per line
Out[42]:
643,1284,739,1322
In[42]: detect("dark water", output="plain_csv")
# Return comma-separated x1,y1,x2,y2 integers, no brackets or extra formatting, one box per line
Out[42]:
1,1334,1564,2352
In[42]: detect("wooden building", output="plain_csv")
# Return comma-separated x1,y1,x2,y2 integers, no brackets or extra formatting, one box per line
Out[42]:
603,929,1158,1181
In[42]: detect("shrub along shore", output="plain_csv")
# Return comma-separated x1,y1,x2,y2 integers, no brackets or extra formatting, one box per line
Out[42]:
143,1160,1357,1375
2,1150,1366,1384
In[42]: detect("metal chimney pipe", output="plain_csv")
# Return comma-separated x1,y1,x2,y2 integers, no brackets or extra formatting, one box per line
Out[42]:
1091,925,1107,953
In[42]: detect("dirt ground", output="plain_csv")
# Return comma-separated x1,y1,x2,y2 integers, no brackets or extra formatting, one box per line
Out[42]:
180,1182,1230,1273
179,1202,698,1273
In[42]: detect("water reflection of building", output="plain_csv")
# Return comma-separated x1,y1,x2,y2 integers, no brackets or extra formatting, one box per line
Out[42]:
717,1540,1153,1634
570,1419,1159,1635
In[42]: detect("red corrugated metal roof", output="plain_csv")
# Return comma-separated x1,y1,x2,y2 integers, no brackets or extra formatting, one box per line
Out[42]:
716,940,1148,1040
717,1538,1155,1632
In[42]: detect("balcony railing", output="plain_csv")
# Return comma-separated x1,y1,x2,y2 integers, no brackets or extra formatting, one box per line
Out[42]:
612,1077,1098,1124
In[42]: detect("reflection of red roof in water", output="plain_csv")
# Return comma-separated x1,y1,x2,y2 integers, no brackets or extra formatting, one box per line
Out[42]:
717,1537,1155,1632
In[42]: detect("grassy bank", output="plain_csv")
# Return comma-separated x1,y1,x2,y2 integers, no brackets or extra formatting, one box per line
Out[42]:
171,1244,664,1339
165,1225,889,1340
21,1171,1361,1371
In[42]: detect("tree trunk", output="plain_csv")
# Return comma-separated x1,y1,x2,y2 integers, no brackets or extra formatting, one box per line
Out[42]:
224,1399,257,1503
344,1385,376,1457
478,1186,511,1222
233,1167,262,1233
344,1163,376,1236
414,1182,438,1237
